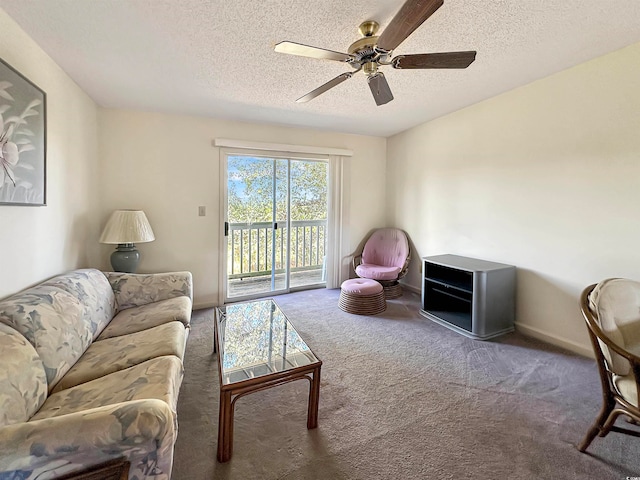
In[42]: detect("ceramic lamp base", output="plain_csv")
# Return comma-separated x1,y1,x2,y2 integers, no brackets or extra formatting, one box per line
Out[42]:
110,243,140,273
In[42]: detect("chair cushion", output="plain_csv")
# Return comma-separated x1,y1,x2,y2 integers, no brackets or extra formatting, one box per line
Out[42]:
52,321,187,392
614,373,639,407
361,228,409,270
97,296,191,340
355,264,402,281
341,278,383,295
589,278,640,376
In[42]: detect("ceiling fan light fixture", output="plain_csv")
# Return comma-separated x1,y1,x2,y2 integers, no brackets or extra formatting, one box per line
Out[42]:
363,61,378,75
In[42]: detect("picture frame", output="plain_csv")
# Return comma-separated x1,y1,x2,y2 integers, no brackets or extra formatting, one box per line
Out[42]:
0,58,46,206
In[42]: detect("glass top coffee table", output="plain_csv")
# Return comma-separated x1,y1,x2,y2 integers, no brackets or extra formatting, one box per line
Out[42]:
213,299,322,462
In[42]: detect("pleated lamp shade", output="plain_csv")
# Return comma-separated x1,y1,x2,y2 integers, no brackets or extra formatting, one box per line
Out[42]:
99,210,155,245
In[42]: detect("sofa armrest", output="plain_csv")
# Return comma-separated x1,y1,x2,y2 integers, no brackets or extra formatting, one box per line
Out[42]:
104,271,193,311
0,399,176,480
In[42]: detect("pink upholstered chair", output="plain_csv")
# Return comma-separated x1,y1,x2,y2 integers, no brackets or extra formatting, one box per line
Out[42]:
353,228,410,298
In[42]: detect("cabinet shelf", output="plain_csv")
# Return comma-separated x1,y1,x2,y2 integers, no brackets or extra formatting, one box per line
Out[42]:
425,277,472,295
420,254,516,340
430,286,471,303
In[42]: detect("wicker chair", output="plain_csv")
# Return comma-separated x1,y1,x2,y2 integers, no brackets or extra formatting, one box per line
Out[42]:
579,279,640,452
352,228,411,299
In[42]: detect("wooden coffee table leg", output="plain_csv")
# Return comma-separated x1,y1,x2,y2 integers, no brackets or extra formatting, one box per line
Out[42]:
307,366,321,429
217,390,234,462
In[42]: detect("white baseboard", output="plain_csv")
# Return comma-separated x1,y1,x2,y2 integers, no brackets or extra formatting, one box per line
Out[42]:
402,283,421,295
515,322,593,358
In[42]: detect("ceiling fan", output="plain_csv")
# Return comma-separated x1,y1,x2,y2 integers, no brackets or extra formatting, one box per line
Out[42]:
274,0,476,106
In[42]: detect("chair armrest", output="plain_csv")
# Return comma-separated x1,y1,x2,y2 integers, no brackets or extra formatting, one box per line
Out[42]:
0,399,176,479
398,247,412,281
104,271,193,310
353,254,363,272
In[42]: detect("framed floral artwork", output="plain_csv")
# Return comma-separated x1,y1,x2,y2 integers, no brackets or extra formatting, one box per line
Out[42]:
0,58,46,206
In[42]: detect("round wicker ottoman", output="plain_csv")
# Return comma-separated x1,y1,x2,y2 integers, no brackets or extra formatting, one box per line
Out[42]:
339,278,387,315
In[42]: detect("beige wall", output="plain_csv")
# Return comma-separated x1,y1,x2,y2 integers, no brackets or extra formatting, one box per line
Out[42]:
0,9,100,299
4,1,638,357
387,42,640,356
98,110,387,307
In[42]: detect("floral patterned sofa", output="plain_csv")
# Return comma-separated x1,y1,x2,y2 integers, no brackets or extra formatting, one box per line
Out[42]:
0,268,193,480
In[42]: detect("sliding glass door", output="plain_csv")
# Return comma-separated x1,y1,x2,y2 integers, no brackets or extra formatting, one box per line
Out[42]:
223,152,327,302
288,159,328,289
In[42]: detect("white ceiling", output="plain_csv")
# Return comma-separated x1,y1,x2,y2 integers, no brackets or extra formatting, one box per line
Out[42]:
1,0,640,137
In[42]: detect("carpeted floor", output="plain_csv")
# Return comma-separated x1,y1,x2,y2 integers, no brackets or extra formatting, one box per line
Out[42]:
173,288,640,479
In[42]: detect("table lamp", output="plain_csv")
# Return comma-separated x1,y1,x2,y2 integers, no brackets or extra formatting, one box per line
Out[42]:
99,210,155,273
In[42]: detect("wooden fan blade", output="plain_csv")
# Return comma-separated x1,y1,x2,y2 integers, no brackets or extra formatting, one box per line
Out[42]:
275,41,354,62
367,73,394,106
393,51,477,69
377,0,444,52
296,72,354,103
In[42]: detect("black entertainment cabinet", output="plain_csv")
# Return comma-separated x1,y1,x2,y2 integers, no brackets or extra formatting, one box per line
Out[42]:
420,254,516,340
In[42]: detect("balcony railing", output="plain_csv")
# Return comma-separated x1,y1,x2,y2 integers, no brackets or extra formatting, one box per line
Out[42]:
227,220,327,280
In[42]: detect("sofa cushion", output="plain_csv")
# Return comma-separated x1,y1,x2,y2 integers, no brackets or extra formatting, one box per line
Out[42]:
42,269,116,340
52,321,187,392
107,271,193,310
32,356,184,421
0,323,48,427
0,285,91,391
97,296,191,340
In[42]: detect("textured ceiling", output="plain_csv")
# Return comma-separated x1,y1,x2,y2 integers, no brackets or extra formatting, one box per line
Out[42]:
1,0,640,137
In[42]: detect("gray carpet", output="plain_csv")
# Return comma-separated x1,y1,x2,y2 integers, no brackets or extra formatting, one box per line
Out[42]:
173,289,640,479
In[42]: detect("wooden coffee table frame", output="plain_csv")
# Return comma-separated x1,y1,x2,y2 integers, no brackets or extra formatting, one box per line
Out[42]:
213,305,322,463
